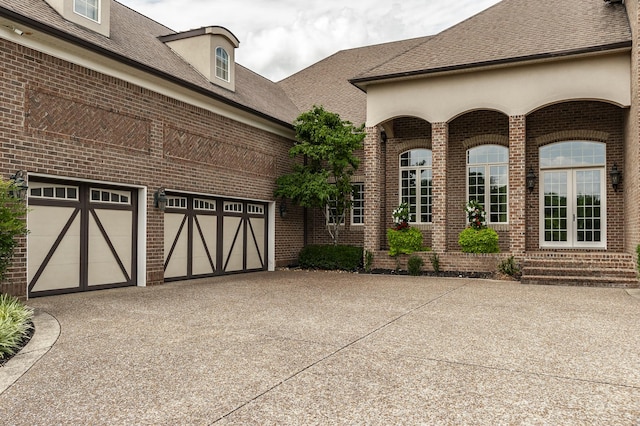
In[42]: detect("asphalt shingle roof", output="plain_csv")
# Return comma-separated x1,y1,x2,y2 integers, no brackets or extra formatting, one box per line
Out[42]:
279,36,431,125
354,0,631,83
0,0,301,126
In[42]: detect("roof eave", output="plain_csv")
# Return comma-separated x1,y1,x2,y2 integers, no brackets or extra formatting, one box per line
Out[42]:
350,41,633,90
0,6,293,130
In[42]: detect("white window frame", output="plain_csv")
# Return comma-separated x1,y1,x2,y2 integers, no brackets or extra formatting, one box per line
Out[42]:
399,149,433,224
466,144,509,224
215,47,230,82
350,182,364,226
74,0,100,22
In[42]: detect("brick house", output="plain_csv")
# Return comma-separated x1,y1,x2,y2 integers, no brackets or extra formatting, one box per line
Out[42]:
0,0,638,297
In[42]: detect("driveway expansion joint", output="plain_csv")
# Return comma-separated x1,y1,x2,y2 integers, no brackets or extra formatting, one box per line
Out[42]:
212,282,469,423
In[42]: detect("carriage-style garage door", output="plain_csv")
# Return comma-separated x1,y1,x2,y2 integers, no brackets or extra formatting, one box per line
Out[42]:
163,193,268,281
27,179,138,297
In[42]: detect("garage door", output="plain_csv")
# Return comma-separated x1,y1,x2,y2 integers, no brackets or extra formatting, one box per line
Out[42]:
163,194,268,281
27,179,137,297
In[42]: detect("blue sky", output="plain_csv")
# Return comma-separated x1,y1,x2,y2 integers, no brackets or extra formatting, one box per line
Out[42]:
118,0,502,82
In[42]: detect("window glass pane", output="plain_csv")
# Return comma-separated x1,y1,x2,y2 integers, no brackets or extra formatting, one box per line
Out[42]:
467,145,508,223
540,141,605,168
74,0,99,21
216,47,229,81
468,145,508,164
400,149,433,223
351,183,364,225
43,187,54,198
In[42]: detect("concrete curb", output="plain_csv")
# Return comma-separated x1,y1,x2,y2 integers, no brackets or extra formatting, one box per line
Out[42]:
0,309,60,395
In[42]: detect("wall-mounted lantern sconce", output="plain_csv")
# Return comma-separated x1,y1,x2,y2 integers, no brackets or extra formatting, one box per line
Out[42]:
380,130,387,143
279,198,288,218
526,168,536,194
153,188,167,211
9,170,28,200
609,164,622,192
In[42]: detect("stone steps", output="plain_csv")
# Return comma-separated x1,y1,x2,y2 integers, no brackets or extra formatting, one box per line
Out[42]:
521,253,639,288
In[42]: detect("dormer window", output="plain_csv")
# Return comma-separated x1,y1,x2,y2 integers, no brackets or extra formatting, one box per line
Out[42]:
215,47,229,81
74,0,100,22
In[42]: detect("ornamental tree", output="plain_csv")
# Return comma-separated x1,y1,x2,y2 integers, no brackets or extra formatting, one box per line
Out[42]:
275,106,365,245
0,179,29,281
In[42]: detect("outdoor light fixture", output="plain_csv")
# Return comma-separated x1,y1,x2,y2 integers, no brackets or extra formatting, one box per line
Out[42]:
279,198,288,218
380,130,387,143
526,168,536,194
609,164,622,191
9,170,28,200
153,188,167,211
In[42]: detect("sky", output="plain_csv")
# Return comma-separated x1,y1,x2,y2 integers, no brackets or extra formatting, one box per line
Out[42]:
117,0,502,82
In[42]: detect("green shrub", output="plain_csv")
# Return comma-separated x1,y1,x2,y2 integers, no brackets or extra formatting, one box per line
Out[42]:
498,256,520,277
429,252,440,273
0,179,29,281
298,245,363,271
407,255,424,276
364,250,373,273
0,293,33,360
458,227,500,253
387,228,423,257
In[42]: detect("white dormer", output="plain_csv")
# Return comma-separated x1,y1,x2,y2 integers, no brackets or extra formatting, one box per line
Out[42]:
44,0,111,37
159,26,240,92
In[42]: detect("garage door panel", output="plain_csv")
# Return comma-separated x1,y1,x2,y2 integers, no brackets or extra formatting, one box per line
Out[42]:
27,205,79,282
88,211,131,287
223,216,244,272
29,212,81,292
164,213,188,278
246,217,265,270
192,215,216,276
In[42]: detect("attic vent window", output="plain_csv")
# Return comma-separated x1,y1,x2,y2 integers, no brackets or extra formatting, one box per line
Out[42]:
74,0,99,22
215,47,230,81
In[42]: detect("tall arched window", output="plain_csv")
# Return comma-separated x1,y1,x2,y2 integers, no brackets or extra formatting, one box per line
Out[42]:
215,47,229,81
399,149,432,223
467,144,509,223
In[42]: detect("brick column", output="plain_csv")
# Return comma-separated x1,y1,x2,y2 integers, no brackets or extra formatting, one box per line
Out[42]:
364,126,383,253
509,115,526,255
432,122,448,253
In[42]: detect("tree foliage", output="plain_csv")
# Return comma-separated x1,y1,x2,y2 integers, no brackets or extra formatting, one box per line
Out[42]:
275,106,365,245
0,180,28,281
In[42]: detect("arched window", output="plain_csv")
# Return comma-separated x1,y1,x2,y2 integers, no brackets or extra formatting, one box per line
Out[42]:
467,145,509,223
215,47,229,81
399,149,432,224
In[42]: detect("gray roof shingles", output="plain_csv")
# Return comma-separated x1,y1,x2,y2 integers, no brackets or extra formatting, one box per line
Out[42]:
354,0,631,83
0,0,301,126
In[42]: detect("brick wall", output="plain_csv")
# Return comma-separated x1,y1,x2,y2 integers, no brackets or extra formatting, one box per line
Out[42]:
625,0,640,268
526,101,625,252
0,39,303,296
447,111,510,252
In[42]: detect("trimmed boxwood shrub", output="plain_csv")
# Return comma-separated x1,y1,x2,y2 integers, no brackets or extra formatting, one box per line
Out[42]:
458,227,500,253
298,245,363,271
387,228,423,257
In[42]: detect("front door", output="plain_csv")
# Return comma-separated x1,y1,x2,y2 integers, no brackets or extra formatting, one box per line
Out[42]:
541,168,605,248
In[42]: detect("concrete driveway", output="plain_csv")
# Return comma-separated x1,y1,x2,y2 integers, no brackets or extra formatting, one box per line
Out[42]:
1,271,639,424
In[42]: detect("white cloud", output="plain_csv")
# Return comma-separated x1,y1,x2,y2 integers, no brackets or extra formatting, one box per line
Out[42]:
118,0,501,81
